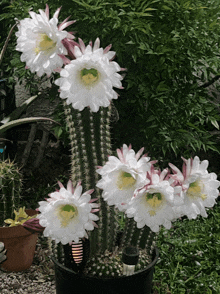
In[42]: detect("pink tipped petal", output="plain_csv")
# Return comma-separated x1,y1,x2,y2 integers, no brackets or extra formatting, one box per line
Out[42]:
45,4,49,19
57,181,64,189
93,222,98,228
104,44,112,54
59,20,76,31
62,39,77,59
93,38,100,51
117,148,125,163
91,209,100,213
86,189,94,195
135,147,144,160
77,181,82,188
58,54,71,65
66,32,75,39
160,168,168,181
78,38,86,53
67,179,74,193
89,198,98,203
53,6,61,19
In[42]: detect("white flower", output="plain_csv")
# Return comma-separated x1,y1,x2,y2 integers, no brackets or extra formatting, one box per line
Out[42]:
96,144,151,211
55,38,124,112
169,156,220,219
16,4,75,77
37,180,99,244
125,167,176,232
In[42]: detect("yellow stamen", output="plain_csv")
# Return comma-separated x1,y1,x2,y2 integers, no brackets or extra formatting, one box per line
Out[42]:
35,34,56,54
145,192,163,216
117,171,136,190
187,181,207,200
81,68,99,86
58,204,78,227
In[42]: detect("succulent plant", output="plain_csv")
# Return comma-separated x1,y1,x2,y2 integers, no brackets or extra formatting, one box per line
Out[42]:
4,206,37,227
0,159,22,226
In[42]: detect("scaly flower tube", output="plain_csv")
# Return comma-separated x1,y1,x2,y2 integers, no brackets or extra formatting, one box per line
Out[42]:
55,38,124,112
16,4,75,77
37,180,99,244
169,156,220,219
96,144,151,211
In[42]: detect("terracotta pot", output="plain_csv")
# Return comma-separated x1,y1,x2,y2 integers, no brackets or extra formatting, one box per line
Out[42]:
52,247,159,294
0,209,38,272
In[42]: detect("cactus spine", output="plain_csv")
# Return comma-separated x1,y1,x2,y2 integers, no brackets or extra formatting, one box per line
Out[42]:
0,160,22,226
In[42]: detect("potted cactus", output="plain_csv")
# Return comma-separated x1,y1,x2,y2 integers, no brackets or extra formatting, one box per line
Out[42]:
0,160,42,272
0,205,43,272
10,4,220,293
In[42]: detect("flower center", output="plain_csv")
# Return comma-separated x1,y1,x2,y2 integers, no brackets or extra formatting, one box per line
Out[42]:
145,192,164,216
58,204,78,227
81,68,99,86
186,180,207,201
117,171,136,190
35,34,56,54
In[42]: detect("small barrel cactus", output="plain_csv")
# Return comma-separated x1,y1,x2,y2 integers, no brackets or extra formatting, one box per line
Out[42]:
0,242,7,263
0,159,22,226
85,250,123,277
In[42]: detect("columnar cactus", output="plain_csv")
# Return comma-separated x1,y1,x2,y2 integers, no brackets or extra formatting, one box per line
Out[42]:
0,160,22,226
63,103,118,256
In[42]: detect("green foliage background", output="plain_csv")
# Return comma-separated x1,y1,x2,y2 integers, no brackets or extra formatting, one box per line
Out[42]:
1,0,220,165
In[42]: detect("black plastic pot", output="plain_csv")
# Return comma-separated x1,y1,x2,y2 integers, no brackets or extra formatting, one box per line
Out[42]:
52,247,159,294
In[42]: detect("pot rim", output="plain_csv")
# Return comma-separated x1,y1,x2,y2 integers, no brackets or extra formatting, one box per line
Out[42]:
52,247,159,280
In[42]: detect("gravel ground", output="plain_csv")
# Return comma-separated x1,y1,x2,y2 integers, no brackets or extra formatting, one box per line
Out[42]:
0,237,56,294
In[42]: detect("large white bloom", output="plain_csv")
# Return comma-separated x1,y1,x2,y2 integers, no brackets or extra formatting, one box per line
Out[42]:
125,167,176,232
37,180,99,244
169,156,220,219
55,38,124,112
96,144,151,211
16,5,75,77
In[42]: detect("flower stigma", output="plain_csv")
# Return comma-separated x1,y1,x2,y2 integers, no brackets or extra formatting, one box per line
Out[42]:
58,204,78,227
35,34,56,54
186,180,207,201
117,171,136,190
80,68,99,86
145,192,164,216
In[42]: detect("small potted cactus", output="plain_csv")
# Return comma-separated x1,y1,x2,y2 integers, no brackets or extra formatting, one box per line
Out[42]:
0,206,43,272
0,160,42,272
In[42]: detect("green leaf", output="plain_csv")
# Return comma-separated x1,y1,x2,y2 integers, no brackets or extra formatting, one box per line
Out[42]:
0,94,40,124
210,119,219,130
0,117,59,134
